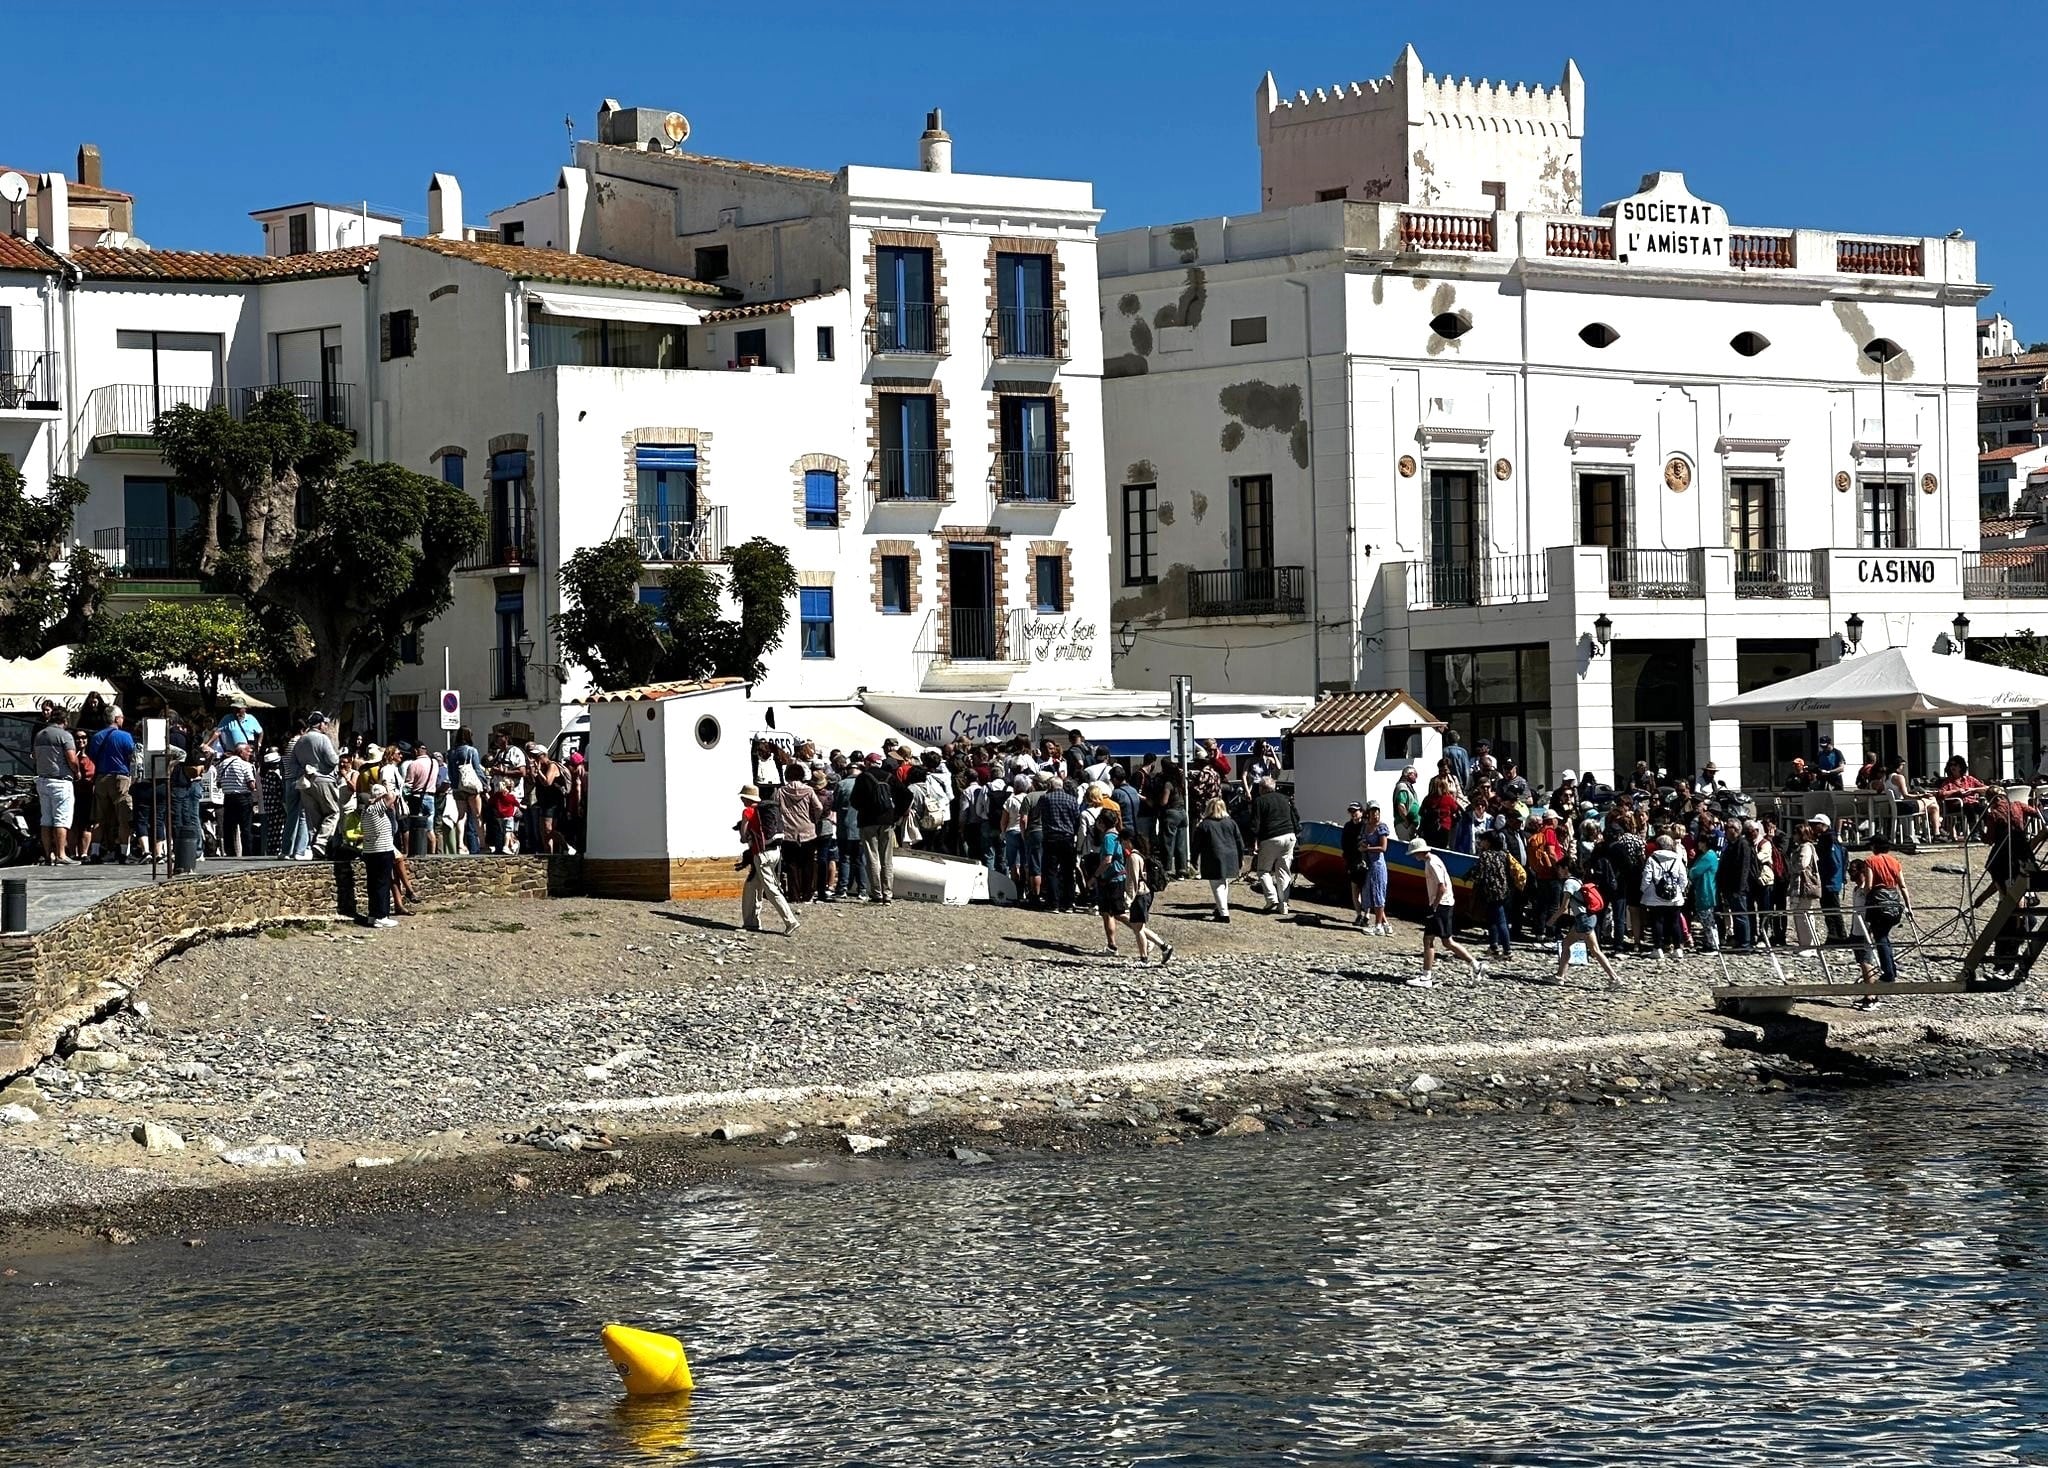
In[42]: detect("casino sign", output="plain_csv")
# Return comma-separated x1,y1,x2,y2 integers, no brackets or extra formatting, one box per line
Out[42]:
1602,171,1730,269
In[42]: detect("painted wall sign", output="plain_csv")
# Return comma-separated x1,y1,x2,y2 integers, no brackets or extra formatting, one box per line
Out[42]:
864,694,1037,748
1603,172,1729,268
1020,617,1098,665
1855,557,1938,585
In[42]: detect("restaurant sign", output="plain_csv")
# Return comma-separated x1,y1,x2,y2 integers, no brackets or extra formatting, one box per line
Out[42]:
1603,171,1728,268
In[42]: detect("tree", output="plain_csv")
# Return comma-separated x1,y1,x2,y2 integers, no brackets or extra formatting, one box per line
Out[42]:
1971,629,2048,678
68,600,269,721
554,536,797,691
150,391,485,713
0,456,103,658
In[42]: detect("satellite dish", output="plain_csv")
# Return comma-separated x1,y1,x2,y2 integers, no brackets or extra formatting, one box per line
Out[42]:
663,112,690,148
0,173,28,206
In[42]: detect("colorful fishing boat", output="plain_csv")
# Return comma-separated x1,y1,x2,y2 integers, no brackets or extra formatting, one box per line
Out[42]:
1297,819,1478,919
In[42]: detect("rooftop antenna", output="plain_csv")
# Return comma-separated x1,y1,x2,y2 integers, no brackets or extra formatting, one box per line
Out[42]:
563,114,575,163
663,111,691,151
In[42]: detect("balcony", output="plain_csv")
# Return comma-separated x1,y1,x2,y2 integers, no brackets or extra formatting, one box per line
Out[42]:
0,350,59,412
1607,547,1704,599
90,526,200,581
1188,565,1307,618
616,505,726,564
1733,548,1822,599
1544,221,1613,261
988,306,1069,362
867,448,953,507
462,510,535,572
1729,232,1797,270
1837,238,1925,278
1399,210,1497,254
865,302,948,358
992,448,1071,505
491,645,528,702
911,606,1031,688
87,380,359,452
1965,549,2048,599
1406,554,1549,610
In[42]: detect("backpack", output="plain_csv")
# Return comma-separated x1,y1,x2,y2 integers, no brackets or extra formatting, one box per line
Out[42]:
1507,855,1527,895
1652,856,1682,901
1577,880,1606,915
1528,835,1560,879
916,778,948,830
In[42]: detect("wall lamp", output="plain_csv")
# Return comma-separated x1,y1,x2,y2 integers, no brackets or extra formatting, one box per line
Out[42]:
1951,611,1970,655
1115,621,1137,658
1844,612,1864,651
1589,612,1613,657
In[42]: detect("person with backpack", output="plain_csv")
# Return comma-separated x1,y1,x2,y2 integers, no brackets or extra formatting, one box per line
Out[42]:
851,753,900,904
1473,829,1516,960
1523,813,1565,949
1640,834,1690,961
1410,836,1480,988
1550,859,1621,988
1855,835,1911,1001
1094,811,1170,964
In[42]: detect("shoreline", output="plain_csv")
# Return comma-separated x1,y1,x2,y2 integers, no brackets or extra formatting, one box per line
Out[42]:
8,1004,2045,1259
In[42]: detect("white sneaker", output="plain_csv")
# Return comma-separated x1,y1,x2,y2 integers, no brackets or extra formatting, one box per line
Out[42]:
1468,960,1483,981
292,851,313,861
1405,975,1436,989
373,917,398,928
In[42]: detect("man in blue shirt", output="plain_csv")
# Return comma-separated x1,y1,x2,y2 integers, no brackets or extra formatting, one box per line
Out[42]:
213,697,263,758
1443,729,1472,793
86,706,137,863
1034,777,1084,912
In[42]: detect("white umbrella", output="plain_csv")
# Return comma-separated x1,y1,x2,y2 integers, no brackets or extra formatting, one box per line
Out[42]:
1707,647,2048,720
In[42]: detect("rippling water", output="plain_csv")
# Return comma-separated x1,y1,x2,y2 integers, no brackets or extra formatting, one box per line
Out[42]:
10,1082,2048,1465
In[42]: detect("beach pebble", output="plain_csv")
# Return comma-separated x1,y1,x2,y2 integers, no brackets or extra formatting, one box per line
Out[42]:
950,1146,993,1166
844,1133,891,1155
221,1142,306,1169
584,1171,636,1196
0,1103,38,1127
132,1121,185,1155
1409,1073,1442,1095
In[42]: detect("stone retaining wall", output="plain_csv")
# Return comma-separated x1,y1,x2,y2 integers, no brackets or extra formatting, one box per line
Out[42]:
0,857,566,1077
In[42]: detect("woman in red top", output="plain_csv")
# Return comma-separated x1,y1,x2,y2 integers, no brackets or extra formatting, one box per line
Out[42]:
1419,775,1463,848
1937,756,1987,841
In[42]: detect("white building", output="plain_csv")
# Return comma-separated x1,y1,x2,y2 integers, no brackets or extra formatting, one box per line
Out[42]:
1100,47,2039,790
376,103,1111,744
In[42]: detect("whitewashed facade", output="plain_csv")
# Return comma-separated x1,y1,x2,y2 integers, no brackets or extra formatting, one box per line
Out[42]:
1101,49,2033,790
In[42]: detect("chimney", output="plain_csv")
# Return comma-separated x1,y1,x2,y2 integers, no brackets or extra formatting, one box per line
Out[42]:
557,166,589,254
427,173,463,240
76,144,102,190
35,172,68,248
919,108,952,173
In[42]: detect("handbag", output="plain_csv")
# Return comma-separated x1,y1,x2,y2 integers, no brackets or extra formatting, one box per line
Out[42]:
454,759,483,795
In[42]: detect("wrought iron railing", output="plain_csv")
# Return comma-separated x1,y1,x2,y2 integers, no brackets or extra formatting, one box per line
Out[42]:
948,605,1001,661
88,379,359,440
865,302,948,357
1188,565,1307,618
989,306,1069,360
615,505,726,564
230,379,358,433
992,449,1071,504
90,525,199,578
1964,550,2048,599
868,448,952,506
0,350,59,410
1405,554,1549,609
1733,548,1821,599
1607,547,1704,599
462,508,534,571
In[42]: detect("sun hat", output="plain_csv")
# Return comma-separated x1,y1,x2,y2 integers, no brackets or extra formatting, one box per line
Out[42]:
1406,836,1431,854
738,784,761,804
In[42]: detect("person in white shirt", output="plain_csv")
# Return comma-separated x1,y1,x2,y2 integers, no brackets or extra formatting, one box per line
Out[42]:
1638,835,1690,960
1410,836,1480,988
216,741,259,857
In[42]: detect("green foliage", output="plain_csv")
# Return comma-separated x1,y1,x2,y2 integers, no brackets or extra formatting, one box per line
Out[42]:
1971,629,2048,678
553,536,796,691
68,600,267,719
148,392,484,713
0,457,102,658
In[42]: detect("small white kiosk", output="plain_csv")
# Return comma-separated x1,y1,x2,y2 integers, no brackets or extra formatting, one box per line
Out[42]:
583,679,755,902
1288,689,1445,825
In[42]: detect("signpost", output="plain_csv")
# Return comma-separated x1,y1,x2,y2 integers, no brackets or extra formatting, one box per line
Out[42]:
1169,675,1194,770
439,689,461,732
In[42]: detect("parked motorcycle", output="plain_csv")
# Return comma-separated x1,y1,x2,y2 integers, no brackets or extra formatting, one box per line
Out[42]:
0,775,40,866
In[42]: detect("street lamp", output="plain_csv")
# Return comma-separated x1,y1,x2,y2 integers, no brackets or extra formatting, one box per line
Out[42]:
1844,612,1864,651
1591,612,1613,656
1952,611,1971,654
516,630,536,667
1116,621,1137,657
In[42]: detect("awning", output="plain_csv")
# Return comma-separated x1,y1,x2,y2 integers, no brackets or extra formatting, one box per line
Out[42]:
1035,691,1310,757
527,289,705,327
0,647,113,713
756,702,925,758
1707,646,2048,720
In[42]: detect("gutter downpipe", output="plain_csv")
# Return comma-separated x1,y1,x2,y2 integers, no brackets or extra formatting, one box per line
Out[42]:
1285,276,1321,694
59,257,80,476
535,407,550,720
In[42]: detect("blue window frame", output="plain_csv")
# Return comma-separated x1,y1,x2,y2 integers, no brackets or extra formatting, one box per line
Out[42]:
1034,554,1064,614
880,555,910,614
804,469,840,528
494,586,527,699
879,393,938,500
488,451,529,560
800,587,834,659
637,584,669,632
440,451,465,489
634,446,698,557
875,246,934,353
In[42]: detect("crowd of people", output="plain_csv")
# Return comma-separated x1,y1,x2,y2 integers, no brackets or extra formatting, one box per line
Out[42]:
726,728,1301,957
1336,729,2041,1006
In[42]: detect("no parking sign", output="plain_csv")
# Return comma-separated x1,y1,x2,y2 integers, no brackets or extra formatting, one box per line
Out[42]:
439,688,461,732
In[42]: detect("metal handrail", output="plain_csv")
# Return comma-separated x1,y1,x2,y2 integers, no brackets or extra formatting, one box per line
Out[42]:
1607,547,1703,599
614,505,727,564
1188,565,1307,617
1964,550,2048,599
1405,554,1549,609
864,302,949,357
1733,548,1820,599
868,448,953,506
992,449,1071,504
0,349,59,409
988,306,1069,360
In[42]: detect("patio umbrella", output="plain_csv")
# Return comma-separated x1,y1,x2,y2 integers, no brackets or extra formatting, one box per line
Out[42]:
1706,646,2048,720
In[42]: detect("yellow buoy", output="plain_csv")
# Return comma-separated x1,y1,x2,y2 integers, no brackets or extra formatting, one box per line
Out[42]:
601,1323,695,1396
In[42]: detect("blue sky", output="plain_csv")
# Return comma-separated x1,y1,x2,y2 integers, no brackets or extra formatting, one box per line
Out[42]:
8,2,2036,329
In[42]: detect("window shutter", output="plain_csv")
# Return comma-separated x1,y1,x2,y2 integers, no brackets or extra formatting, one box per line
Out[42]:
379,312,392,362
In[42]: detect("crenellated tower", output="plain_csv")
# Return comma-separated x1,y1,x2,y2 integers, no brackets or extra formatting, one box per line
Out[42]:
1256,44,1585,214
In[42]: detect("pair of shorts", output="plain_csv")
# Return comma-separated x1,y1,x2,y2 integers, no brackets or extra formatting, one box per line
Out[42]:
36,776,72,829
1129,892,1153,925
1422,906,1455,941
1573,913,1598,934
1097,885,1129,917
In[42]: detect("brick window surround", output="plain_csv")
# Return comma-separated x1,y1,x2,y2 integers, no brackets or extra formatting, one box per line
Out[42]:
1025,539,1072,612
870,539,921,614
988,378,1072,504
931,526,1010,657
983,235,1068,358
864,229,948,361
792,452,851,529
620,427,713,514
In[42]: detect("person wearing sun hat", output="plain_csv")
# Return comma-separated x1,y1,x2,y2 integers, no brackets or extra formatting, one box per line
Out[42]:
1410,835,1479,988
735,783,799,935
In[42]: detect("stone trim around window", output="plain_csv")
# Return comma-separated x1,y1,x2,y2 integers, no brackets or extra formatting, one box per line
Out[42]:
792,452,851,529
870,538,921,615
987,380,1072,506
864,228,948,364
486,432,528,457
1025,539,1073,613
984,235,1067,360
929,527,1010,659
620,427,712,511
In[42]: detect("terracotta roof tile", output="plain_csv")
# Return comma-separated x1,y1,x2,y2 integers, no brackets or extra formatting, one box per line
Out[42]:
584,677,747,703
697,292,833,323
1980,516,2033,536
0,236,59,273
1980,444,2041,461
1290,689,1439,738
69,245,377,283
592,142,835,183
393,236,737,298
1981,352,2048,373
1976,547,2048,568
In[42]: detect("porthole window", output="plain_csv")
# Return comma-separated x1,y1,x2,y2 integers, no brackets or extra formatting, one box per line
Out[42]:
1579,322,1619,349
1429,311,1471,340
695,714,721,749
1731,331,1770,357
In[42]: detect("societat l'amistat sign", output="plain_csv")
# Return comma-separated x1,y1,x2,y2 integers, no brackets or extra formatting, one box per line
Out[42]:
1603,171,1729,266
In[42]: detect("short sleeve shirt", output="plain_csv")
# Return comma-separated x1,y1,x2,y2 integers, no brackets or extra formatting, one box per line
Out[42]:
32,722,74,780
